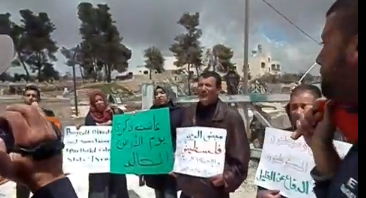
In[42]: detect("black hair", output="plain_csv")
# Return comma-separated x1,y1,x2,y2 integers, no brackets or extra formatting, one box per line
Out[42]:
291,84,322,99
199,71,222,88
24,85,41,100
327,0,358,37
286,84,322,118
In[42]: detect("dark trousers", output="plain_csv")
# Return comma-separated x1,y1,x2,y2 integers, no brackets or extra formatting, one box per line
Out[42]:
155,188,177,198
153,177,178,198
16,184,30,198
189,195,229,198
88,173,129,198
180,192,229,198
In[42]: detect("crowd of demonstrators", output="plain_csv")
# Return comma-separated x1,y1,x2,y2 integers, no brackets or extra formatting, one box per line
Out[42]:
0,0,358,197
84,91,129,198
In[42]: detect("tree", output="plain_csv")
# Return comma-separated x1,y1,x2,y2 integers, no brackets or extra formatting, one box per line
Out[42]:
170,12,203,95
77,3,132,82
61,46,87,81
0,72,13,82
144,46,165,79
17,10,58,82
212,44,235,72
170,12,203,75
39,63,60,82
0,13,31,80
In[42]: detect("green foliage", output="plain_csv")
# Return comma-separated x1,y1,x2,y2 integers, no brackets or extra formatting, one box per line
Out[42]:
0,72,14,82
20,10,58,82
0,13,31,80
76,2,132,82
39,62,60,82
169,12,203,73
0,10,60,82
144,46,165,77
212,44,235,72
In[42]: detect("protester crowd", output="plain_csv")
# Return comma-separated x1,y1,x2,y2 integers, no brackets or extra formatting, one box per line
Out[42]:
0,0,358,197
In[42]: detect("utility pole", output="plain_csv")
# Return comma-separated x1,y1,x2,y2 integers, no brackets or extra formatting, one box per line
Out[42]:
243,0,250,94
242,0,252,139
72,46,79,117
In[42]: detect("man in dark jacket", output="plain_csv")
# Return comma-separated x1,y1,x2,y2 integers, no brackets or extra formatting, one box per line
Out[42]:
292,0,358,198
144,85,184,198
176,71,250,198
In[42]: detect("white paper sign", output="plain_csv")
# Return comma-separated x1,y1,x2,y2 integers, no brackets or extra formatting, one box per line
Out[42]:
0,181,15,198
63,126,111,174
255,128,352,198
173,127,227,178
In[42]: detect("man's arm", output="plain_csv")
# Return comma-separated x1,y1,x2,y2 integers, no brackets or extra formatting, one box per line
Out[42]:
311,143,358,198
310,143,340,197
223,109,250,192
32,177,78,198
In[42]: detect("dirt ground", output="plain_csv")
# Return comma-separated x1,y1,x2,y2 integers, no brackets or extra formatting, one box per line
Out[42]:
231,160,259,198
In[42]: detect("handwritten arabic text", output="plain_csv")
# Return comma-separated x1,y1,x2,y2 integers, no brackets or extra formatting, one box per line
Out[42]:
110,108,174,175
174,127,227,178
257,169,313,195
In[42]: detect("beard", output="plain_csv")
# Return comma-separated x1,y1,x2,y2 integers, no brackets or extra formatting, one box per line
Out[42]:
321,54,348,101
321,77,335,100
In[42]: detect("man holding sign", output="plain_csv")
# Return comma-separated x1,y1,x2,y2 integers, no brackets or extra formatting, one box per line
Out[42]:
174,71,250,198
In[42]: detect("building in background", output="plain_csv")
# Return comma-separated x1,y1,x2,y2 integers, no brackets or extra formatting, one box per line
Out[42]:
161,45,282,79
125,44,282,79
232,44,282,79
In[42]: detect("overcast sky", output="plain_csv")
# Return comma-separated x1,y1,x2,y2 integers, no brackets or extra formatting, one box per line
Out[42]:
1,0,335,75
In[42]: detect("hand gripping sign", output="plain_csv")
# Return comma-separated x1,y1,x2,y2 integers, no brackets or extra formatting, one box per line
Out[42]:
0,35,15,75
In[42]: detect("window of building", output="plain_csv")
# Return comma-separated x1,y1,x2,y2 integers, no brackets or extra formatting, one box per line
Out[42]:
268,57,271,62
277,64,281,71
261,62,266,68
271,64,276,71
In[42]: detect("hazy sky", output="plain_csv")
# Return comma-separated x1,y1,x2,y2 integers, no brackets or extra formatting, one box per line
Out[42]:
1,0,335,75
